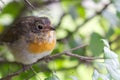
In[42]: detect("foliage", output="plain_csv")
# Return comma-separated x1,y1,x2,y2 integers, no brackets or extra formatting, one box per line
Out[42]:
93,40,120,80
0,0,120,80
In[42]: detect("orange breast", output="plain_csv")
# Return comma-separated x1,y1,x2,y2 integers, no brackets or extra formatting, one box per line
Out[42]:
28,40,56,54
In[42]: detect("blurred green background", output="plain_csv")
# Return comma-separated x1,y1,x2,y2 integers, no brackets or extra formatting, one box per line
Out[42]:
0,0,120,80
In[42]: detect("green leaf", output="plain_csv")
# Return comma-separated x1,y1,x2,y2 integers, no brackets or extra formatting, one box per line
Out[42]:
76,6,86,19
70,76,78,80
99,17,109,31
69,6,78,20
116,11,120,19
113,0,120,12
61,0,81,12
93,0,101,3
0,1,23,18
105,27,114,39
89,32,104,56
93,39,120,80
102,40,120,80
102,10,119,26
0,63,21,79
45,74,60,80
99,75,109,80
106,64,120,80
104,47,118,59
92,70,99,80
102,39,110,48
68,35,85,56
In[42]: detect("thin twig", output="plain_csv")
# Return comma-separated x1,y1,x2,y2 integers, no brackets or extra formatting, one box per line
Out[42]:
0,0,5,11
0,44,88,80
0,0,5,5
0,64,31,80
55,13,67,28
65,52,103,61
24,0,35,9
63,1,112,40
74,1,112,33
0,44,103,80
0,70,21,80
74,1,112,32
0,1,112,79
44,44,88,60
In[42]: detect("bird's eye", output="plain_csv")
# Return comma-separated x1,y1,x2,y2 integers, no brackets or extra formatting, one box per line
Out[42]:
35,22,43,31
32,22,44,33
37,25,43,30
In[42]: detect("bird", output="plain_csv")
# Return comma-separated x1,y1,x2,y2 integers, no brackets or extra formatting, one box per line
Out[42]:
0,16,56,64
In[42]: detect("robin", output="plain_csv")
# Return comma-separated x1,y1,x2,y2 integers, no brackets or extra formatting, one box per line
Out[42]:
0,16,56,64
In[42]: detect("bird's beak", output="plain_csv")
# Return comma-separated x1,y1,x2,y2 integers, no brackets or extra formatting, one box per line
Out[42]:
50,27,55,31
45,25,55,31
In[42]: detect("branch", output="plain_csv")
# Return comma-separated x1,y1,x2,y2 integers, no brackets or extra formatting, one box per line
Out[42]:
65,52,103,61
0,0,5,11
74,1,112,33
0,0,5,4
0,1,111,80
24,0,61,10
55,13,67,28
46,44,88,60
61,1,112,41
0,65,31,80
0,44,104,80
32,1,61,8
24,0,35,9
